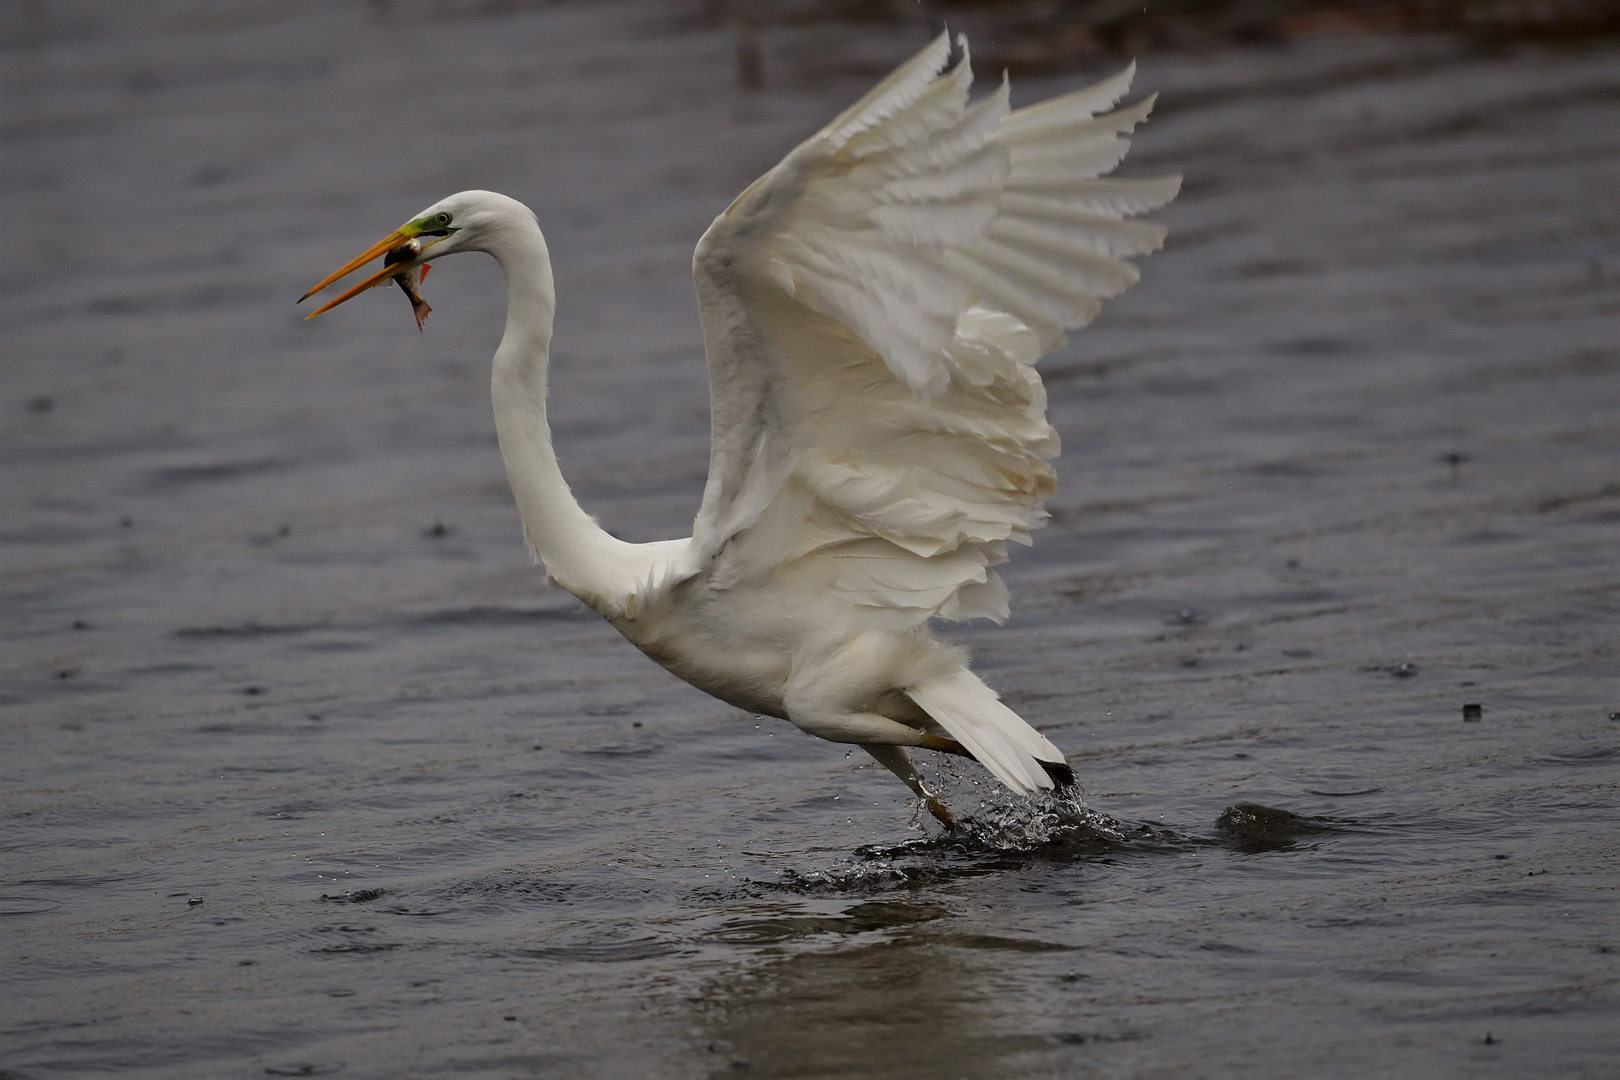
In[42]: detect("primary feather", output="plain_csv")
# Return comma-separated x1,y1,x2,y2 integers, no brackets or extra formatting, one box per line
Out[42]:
686,34,1175,580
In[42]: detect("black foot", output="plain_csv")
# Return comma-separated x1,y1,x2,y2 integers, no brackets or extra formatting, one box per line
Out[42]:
1039,760,1076,788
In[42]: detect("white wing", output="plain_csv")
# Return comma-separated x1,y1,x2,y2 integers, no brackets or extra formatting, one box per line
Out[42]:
682,33,1179,625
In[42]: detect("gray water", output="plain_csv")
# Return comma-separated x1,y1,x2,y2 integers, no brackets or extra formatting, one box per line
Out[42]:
3,3,1618,1077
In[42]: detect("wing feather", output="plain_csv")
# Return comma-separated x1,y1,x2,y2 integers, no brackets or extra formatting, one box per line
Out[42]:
683,37,1177,628
994,60,1139,140
1003,174,1181,213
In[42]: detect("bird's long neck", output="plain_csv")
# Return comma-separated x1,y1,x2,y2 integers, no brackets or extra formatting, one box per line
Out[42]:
485,215,630,610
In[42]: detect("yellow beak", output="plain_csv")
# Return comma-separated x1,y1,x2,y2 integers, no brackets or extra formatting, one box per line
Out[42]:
297,229,415,316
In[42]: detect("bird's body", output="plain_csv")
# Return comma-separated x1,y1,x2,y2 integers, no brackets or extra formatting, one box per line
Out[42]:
302,34,1179,824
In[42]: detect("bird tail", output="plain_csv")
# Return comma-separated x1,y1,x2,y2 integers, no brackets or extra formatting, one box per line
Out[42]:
906,670,1070,795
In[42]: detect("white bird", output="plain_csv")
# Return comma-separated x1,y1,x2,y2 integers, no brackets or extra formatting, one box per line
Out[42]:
300,33,1179,828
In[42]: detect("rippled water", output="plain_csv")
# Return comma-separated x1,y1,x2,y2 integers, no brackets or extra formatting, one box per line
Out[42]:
4,3,1617,1077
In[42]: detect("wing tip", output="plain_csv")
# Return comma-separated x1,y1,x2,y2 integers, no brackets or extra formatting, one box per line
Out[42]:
1039,759,1076,788
823,29,957,151
907,671,1065,795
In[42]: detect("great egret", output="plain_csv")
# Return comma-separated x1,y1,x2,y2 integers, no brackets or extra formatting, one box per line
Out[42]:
300,33,1178,827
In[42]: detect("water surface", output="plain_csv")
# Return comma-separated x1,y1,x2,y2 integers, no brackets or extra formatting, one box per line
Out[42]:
3,3,1617,1077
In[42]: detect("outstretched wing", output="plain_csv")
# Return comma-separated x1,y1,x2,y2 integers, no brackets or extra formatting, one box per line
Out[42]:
682,33,1178,624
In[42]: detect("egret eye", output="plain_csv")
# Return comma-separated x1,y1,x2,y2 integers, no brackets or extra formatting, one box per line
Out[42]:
412,211,456,238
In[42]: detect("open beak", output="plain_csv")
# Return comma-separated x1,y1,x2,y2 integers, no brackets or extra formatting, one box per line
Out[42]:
302,252,422,320
297,229,418,316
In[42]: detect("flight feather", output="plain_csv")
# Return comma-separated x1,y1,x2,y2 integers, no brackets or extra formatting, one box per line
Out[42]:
681,33,1179,629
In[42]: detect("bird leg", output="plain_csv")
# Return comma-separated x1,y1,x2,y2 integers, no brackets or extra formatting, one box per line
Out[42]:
784,652,966,829
861,744,956,831
917,732,973,758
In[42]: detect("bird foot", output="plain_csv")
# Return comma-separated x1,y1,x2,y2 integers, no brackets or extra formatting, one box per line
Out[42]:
926,797,957,831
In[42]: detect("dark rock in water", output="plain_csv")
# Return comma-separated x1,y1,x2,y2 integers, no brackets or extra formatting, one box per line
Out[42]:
1463,703,1483,721
1216,803,1332,853
318,888,385,904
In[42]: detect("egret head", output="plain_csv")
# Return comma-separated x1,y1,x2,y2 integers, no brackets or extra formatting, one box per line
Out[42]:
298,191,507,322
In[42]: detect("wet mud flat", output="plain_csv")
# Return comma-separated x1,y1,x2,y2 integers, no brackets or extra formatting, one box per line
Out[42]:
2,2,1618,1078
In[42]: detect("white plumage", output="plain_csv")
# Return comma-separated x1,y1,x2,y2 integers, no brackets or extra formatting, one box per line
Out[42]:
302,34,1179,827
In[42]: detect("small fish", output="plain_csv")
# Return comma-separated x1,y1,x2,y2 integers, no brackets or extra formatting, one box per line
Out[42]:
383,240,433,331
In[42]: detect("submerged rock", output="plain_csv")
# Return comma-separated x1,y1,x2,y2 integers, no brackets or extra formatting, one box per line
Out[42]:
1215,803,1333,853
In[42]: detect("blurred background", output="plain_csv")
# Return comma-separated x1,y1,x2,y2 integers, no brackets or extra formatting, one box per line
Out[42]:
3,3,1617,1078
725,0,1620,85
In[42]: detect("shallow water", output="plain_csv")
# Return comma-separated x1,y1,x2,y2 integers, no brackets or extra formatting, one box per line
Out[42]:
3,3,1618,1077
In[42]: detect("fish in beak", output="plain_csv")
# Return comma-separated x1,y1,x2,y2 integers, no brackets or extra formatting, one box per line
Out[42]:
299,227,438,329
384,240,433,331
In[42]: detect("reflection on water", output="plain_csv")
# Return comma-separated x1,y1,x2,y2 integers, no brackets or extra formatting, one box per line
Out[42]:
4,2,1618,1077
707,901,951,945
702,936,1015,1079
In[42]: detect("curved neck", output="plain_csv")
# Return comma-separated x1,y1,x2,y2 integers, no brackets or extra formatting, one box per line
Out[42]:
484,213,627,608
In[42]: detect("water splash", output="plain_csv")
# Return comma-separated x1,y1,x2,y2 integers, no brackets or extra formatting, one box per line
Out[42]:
900,753,1157,853
939,784,1134,853
773,785,1188,895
